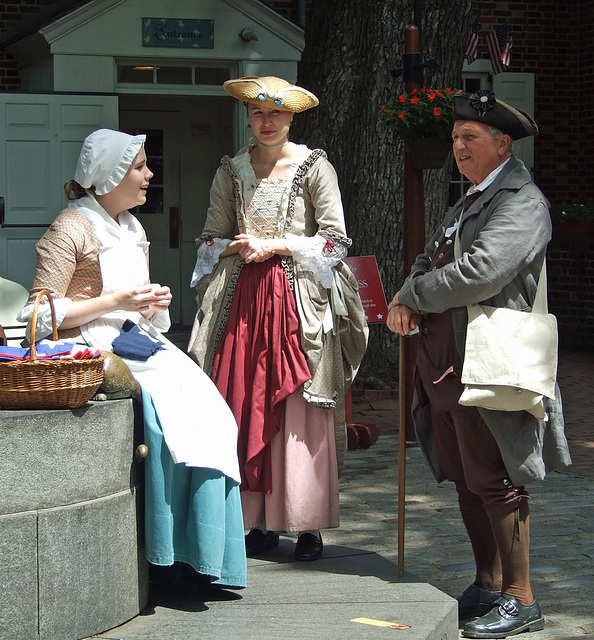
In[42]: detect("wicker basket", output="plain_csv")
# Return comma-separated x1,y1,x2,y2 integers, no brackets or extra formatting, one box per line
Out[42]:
0,289,104,410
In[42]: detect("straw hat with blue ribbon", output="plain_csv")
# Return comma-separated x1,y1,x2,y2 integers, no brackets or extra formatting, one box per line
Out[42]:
223,76,319,113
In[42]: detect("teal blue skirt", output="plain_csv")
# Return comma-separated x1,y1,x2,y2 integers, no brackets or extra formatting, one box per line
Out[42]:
141,389,247,588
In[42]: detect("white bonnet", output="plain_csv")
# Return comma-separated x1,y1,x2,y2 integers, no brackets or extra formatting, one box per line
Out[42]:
74,129,147,195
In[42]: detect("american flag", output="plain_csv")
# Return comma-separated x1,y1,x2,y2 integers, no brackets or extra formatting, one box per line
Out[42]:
465,18,480,65
486,22,513,75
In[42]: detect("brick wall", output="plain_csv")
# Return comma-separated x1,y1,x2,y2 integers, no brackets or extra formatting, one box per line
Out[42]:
472,2,594,350
548,231,594,351
0,0,58,90
579,2,594,203
473,1,584,206
258,0,310,25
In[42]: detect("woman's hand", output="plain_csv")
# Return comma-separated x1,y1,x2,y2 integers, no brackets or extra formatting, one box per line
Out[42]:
140,285,172,319
232,234,277,263
60,285,171,329
112,286,159,313
113,285,172,319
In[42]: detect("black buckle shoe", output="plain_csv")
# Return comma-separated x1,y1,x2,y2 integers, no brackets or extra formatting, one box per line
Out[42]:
462,594,544,638
245,529,279,557
294,532,323,561
458,581,501,623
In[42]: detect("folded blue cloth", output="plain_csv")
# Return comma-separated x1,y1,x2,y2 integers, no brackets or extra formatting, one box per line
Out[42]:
0,341,78,362
111,320,165,361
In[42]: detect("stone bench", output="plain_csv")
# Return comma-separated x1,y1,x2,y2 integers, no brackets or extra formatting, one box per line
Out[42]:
0,399,148,640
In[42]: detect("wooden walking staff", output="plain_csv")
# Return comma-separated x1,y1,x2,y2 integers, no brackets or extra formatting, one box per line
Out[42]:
395,23,428,575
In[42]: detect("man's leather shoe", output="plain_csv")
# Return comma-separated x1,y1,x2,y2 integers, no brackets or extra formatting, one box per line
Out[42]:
245,529,279,557
294,532,323,561
457,581,501,622
462,594,544,638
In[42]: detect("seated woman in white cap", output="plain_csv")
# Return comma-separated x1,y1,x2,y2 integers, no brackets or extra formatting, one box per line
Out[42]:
189,76,368,561
18,129,247,592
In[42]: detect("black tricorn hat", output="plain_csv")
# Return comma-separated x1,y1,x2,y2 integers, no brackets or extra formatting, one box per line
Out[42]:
454,89,538,140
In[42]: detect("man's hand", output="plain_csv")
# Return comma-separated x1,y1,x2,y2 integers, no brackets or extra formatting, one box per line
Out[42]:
386,293,419,336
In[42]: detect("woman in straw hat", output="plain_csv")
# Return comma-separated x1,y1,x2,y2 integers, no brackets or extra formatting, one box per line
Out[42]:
189,76,368,561
19,129,247,592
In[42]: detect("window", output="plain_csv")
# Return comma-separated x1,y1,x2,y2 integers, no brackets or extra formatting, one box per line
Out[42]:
121,127,164,215
117,64,229,87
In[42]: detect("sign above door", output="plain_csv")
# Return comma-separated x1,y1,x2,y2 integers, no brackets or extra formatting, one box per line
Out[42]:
142,17,214,49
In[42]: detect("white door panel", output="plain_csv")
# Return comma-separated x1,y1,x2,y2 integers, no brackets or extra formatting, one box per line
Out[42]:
0,94,119,226
0,94,119,288
493,73,535,175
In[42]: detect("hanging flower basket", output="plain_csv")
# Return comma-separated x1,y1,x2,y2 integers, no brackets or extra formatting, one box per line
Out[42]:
404,137,452,170
380,88,455,168
549,204,594,242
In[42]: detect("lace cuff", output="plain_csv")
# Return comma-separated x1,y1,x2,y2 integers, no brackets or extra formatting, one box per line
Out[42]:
17,297,73,342
285,233,347,288
190,237,231,288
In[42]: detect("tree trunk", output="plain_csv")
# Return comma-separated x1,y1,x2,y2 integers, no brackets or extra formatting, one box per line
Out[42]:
293,0,472,385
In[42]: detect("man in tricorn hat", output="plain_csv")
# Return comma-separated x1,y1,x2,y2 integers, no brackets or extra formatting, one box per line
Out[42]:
386,90,571,638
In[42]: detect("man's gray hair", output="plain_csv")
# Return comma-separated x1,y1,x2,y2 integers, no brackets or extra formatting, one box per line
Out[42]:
489,125,513,151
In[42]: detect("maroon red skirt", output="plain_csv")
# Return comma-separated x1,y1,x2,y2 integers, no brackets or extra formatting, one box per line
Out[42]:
212,257,311,493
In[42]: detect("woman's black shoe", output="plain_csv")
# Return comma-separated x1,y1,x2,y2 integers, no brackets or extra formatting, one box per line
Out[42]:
294,532,323,561
462,594,544,638
245,529,279,557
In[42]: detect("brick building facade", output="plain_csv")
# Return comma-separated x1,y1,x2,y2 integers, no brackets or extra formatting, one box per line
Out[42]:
472,1,590,206
0,0,63,88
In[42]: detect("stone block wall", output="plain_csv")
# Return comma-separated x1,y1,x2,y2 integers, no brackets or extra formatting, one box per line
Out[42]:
0,399,148,640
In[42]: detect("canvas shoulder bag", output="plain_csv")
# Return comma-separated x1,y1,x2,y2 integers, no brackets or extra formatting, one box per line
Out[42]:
454,220,558,421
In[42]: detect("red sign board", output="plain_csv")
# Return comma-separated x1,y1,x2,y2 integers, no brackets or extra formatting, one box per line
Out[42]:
343,256,388,324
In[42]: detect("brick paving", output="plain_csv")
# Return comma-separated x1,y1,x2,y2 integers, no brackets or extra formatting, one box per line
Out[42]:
340,348,594,639
351,349,594,478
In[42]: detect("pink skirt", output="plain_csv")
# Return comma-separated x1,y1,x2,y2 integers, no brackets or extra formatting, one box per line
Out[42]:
212,257,311,493
212,258,340,531
241,392,340,533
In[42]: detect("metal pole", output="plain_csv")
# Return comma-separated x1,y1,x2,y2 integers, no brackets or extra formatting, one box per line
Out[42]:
398,23,425,576
413,0,422,53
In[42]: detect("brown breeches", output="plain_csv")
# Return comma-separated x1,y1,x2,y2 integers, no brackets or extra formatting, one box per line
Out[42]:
430,405,530,519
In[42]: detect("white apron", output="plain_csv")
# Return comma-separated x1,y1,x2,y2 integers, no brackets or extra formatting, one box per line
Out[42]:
72,198,241,483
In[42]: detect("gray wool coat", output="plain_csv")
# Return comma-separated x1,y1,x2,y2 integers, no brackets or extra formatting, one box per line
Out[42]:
398,155,572,486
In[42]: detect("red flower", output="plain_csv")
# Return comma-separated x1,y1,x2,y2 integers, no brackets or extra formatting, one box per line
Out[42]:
379,87,455,141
